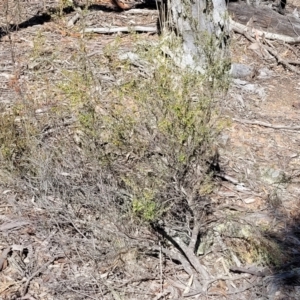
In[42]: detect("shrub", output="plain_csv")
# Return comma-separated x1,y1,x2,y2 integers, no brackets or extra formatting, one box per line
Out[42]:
87,42,226,223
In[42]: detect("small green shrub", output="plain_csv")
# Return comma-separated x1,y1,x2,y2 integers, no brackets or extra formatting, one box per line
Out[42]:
0,27,228,227
88,41,227,223
0,107,37,169
132,190,160,222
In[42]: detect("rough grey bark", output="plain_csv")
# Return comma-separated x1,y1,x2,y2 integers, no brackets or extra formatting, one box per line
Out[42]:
162,0,230,73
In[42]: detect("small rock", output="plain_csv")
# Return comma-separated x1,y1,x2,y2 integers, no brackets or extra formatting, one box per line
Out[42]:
258,67,274,79
232,79,266,98
260,167,286,184
230,63,255,79
219,134,229,146
244,197,256,204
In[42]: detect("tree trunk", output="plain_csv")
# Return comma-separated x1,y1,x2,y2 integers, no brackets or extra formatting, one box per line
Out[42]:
160,0,230,73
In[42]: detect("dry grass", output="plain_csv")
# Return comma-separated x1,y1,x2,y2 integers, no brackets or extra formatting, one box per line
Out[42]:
0,2,225,299
1,1,300,300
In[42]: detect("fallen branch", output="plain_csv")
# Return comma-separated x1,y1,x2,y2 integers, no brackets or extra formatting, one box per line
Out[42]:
286,60,300,66
151,245,204,292
233,118,300,131
151,245,194,277
0,220,30,231
263,40,300,74
230,19,300,44
216,172,240,185
124,9,159,15
188,223,200,251
82,26,157,34
230,266,271,277
230,20,300,74
156,225,209,280
177,237,209,280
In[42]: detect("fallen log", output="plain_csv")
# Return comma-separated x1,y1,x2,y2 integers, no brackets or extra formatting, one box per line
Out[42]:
228,2,300,38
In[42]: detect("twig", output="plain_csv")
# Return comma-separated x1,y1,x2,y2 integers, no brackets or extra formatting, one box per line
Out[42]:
82,26,157,34
124,9,159,15
22,255,64,296
67,12,81,27
0,247,11,271
188,223,200,251
230,266,270,277
287,15,300,38
159,242,163,295
41,118,76,139
161,226,209,280
152,245,194,277
226,281,263,295
283,42,299,57
152,245,203,291
0,221,30,231
116,276,156,288
285,60,300,66
216,172,240,185
233,118,300,131
217,204,248,212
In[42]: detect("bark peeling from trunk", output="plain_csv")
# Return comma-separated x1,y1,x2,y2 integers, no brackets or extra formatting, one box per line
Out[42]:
162,0,230,73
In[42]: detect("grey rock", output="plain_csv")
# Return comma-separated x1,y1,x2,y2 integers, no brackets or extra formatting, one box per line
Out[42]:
230,63,254,79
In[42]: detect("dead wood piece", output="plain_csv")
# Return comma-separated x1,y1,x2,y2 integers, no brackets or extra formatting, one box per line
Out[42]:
0,247,11,271
0,220,30,231
286,60,300,66
226,281,263,295
263,39,300,74
230,266,270,277
152,245,194,277
230,19,300,44
233,118,300,131
152,245,204,293
188,223,200,251
124,9,159,15
180,240,209,281
216,172,240,185
159,225,209,280
228,2,300,40
230,20,300,74
217,204,248,212
167,277,189,291
116,276,155,288
67,12,81,27
82,26,157,34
